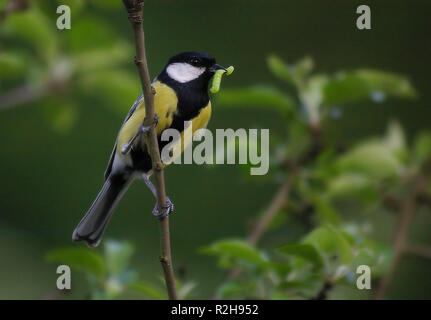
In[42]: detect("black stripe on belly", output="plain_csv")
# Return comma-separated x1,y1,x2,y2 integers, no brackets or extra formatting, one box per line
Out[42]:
131,71,210,173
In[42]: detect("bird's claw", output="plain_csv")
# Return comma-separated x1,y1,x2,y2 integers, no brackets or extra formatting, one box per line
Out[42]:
140,115,158,133
121,115,159,155
152,197,174,219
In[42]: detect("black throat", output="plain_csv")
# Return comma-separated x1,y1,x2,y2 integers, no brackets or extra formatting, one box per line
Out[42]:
157,69,211,132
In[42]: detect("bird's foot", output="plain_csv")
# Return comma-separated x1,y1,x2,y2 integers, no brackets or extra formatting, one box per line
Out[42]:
140,114,158,133
121,115,159,155
152,197,174,219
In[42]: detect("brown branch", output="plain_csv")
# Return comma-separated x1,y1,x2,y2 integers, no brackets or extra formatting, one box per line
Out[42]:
247,123,322,247
122,0,177,300
0,68,71,111
213,123,323,299
0,84,46,111
248,171,297,245
212,169,297,297
374,175,427,300
312,276,333,300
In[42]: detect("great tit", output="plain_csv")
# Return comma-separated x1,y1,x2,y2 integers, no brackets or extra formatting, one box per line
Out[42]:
72,51,227,247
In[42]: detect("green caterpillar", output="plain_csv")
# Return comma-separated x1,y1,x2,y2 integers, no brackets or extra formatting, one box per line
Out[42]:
210,66,234,94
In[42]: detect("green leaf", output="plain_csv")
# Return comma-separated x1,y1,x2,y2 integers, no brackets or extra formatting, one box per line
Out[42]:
295,56,314,80
336,140,403,179
277,243,324,268
3,7,57,61
323,69,416,105
178,281,197,300
105,276,124,299
350,248,377,271
268,261,292,278
270,290,293,300
278,273,325,298
384,120,407,159
335,122,407,180
300,75,328,123
216,281,256,299
326,173,377,203
216,85,295,114
285,120,311,158
413,131,431,165
303,226,353,264
129,281,166,300
104,240,134,275
267,55,314,87
278,279,319,291
311,196,341,226
201,239,268,269
46,248,105,278
328,227,353,264
267,55,296,84
0,51,27,79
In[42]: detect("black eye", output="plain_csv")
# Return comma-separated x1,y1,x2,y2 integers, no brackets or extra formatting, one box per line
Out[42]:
190,58,200,66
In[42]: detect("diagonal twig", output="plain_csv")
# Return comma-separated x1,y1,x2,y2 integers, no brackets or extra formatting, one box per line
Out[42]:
213,123,323,299
374,175,427,300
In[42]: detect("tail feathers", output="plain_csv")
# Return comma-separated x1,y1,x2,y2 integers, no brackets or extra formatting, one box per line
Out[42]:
72,175,132,247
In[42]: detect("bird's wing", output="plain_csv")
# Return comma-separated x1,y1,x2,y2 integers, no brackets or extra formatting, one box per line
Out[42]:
104,93,144,180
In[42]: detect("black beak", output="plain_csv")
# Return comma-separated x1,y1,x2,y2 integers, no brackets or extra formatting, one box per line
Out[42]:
209,64,227,73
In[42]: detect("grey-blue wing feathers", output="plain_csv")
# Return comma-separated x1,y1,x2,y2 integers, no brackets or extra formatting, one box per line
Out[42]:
104,93,144,180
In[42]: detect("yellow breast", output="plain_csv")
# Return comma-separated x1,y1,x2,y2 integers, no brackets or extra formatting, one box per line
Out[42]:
116,81,212,161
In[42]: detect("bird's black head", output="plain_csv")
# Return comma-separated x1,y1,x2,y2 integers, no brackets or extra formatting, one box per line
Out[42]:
158,51,226,91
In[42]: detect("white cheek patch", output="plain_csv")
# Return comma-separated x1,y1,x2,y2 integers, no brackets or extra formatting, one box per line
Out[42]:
166,63,205,83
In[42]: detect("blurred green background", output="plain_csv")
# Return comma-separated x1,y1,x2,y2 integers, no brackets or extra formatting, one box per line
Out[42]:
0,0,430,299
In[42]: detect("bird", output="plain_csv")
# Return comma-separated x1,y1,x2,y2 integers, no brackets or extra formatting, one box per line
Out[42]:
72,51,226,247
